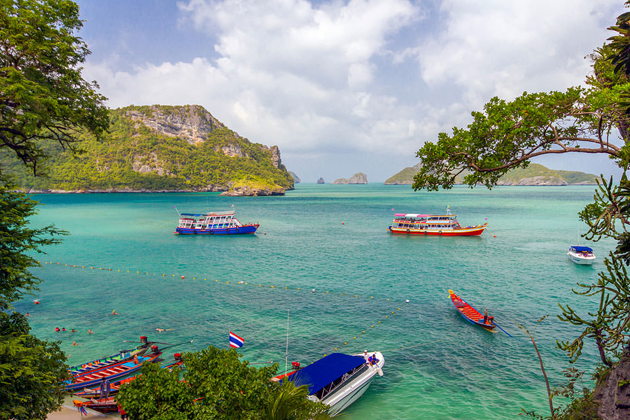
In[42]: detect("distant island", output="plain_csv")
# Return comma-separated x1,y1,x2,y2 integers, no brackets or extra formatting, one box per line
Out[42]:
332,173,368,184
289,171,301,183
384,163,599,186
1,105,294,196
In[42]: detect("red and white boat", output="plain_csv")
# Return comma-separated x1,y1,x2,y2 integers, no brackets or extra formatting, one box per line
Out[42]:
388,207,487,236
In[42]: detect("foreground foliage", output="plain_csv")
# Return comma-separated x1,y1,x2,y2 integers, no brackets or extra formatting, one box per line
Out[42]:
0,179,66,307
1,0,104,417
0,311,69,420
0,0,109,175
117,347,330,420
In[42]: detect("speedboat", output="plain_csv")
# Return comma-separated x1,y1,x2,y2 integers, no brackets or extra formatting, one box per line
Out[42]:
275,352,384,417
568,246,596,265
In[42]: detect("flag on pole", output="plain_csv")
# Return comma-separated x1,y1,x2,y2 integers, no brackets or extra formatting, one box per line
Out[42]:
229,331,244,348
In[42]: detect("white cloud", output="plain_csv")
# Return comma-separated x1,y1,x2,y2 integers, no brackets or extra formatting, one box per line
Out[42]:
83,0,624,180
417,0,620,109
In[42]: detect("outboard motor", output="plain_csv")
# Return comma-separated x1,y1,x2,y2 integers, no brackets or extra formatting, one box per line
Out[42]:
140,336,149,347
151,344,159,353
174,353,182,362
291,361,301,371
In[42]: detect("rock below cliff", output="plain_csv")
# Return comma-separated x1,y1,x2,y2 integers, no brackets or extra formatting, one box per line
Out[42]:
332,173,368,184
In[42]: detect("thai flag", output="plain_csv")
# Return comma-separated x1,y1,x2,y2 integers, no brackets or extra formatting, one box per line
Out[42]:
229,331,244,348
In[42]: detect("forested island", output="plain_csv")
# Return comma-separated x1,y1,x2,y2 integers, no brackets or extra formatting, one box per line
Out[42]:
0,105,294,196
384,163,599,186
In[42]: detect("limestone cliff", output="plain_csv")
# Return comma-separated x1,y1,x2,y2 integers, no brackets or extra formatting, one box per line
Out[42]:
3,104,294,196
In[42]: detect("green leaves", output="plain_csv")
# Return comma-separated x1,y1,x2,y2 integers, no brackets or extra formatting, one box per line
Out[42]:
0,178,67,308
0,312,69,420
117,347,329,420
413,83,625,192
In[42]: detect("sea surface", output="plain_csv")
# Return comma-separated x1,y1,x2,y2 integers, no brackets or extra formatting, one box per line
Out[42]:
18,184,614,419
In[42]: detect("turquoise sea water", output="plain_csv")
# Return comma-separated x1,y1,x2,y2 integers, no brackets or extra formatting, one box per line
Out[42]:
17,184,614,419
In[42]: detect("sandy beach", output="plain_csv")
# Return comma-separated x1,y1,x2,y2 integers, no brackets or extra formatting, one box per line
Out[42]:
47,396,120,420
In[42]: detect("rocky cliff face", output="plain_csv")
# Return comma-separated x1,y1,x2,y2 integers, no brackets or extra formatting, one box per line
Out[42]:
127,105,226,145
332,172,368,184
594,358,630,420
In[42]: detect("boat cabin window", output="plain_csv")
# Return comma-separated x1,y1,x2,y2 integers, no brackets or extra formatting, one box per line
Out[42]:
314,364,368,401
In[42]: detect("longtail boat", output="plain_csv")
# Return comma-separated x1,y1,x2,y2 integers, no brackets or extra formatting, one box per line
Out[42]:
449,290,495,331
73,353,184,398
65,347,161,391
388,206,488,236
73,396,119,414
69,336,152,376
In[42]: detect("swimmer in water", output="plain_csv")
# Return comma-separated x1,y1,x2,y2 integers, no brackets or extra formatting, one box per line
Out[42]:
88,329,93,334
72,341,77,346
112,310,119,316
156,328,174,333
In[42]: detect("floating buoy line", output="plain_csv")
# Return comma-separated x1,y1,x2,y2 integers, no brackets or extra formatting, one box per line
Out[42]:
37,261,413,356
37,261,408,304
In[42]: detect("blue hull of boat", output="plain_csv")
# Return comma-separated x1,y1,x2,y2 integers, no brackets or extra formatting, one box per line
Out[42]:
175,225,257,235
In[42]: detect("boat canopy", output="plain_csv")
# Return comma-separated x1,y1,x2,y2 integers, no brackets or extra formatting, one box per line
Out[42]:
288,353,365,395
394,213,431,218
571,246,593,252
180,211,235,217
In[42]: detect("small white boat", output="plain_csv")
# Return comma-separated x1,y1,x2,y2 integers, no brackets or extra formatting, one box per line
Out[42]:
276,352,384,417
568,246,596,265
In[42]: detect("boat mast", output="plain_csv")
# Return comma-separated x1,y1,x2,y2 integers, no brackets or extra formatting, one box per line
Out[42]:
285,310,290,374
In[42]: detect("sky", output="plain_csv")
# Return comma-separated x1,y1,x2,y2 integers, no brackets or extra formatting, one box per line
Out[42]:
76,0,626,182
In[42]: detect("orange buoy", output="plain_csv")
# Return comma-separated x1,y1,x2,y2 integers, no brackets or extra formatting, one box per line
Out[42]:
181,276,185,279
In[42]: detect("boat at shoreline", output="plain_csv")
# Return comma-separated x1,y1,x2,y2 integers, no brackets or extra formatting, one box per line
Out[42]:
568,245,596,265
274,352,384,417
68,336,152,376
449,290,495,331
174,210,259,235
65,347,162,391
388,207,487,236
73,353,184,398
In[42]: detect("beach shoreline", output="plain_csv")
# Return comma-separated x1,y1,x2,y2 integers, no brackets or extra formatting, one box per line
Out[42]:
47,396,120,420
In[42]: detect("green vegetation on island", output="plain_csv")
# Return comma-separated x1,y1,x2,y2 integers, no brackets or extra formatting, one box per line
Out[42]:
1,105,294,195
384,163,599,186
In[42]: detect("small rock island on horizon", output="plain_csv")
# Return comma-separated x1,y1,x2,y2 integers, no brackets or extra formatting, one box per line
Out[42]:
332,172,368,184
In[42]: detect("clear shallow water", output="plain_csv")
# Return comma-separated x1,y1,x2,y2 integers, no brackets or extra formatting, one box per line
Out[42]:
17,184,613,419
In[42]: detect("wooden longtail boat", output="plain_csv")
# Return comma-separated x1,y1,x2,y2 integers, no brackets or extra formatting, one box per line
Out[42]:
73,354,184,398
65,347,162,392
449,290,495,331
68,336,153,376
73,396,119,414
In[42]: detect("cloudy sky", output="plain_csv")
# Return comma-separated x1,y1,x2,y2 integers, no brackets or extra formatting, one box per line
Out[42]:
76,0,625,182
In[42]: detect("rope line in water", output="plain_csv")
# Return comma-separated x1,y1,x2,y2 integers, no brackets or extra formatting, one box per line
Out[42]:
38,261,407,304
324,301,411,357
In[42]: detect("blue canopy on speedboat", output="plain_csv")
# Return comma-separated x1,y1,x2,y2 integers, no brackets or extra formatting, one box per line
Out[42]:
288,353,365,395
571,246,593,252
